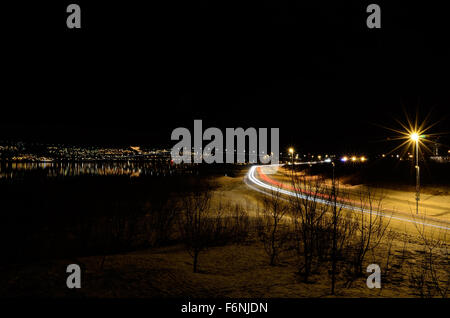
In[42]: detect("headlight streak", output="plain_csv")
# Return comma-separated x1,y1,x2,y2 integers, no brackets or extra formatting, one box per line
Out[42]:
246,165,450,231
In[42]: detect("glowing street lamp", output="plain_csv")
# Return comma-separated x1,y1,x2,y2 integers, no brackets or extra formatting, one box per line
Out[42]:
383,112,439,215
410,132,419,142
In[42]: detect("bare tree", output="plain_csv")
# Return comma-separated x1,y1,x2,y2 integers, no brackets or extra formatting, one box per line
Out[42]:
258,187,290,266
178,186,214,273
328,175,356,294
289,172,329,282
345,187,390,286
409,216,449,298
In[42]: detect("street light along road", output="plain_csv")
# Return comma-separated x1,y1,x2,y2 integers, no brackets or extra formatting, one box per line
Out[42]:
410,132,421,214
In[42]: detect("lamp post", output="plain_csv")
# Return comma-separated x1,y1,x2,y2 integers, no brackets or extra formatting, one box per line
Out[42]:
288,147,294,170
332,161,335,189
410,133,420,214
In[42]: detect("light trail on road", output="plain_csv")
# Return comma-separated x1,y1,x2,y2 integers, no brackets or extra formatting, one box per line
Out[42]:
246,164,450,231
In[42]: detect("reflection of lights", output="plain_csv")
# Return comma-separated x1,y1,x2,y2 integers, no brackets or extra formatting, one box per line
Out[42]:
341,156,348,162
324,158,331,163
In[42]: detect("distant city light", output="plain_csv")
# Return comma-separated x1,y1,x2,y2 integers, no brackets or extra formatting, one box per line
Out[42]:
351,156,357,162
360,156,366,162
341,156,348,162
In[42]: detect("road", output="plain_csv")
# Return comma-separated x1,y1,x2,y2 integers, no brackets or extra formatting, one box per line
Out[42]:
245,164,450,232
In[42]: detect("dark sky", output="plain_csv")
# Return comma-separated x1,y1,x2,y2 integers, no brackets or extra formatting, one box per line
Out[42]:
1,1,449,153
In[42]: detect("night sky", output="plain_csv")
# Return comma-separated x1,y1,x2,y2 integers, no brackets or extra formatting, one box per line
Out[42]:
2,1,449,153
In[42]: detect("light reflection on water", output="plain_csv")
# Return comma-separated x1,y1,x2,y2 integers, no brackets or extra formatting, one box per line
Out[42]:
0,161,189,179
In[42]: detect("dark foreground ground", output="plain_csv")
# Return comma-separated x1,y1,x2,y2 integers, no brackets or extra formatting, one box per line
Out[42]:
0,162,448,298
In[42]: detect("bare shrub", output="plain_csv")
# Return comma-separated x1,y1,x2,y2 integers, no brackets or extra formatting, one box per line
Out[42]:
288,173,329,282
257,187,290,266
228,203,251,244
328,178,357,294
144,197,180,246
343,187,390,286
379,230,397,285
409,218,449,298
178,186,215,273
177,183,253,273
